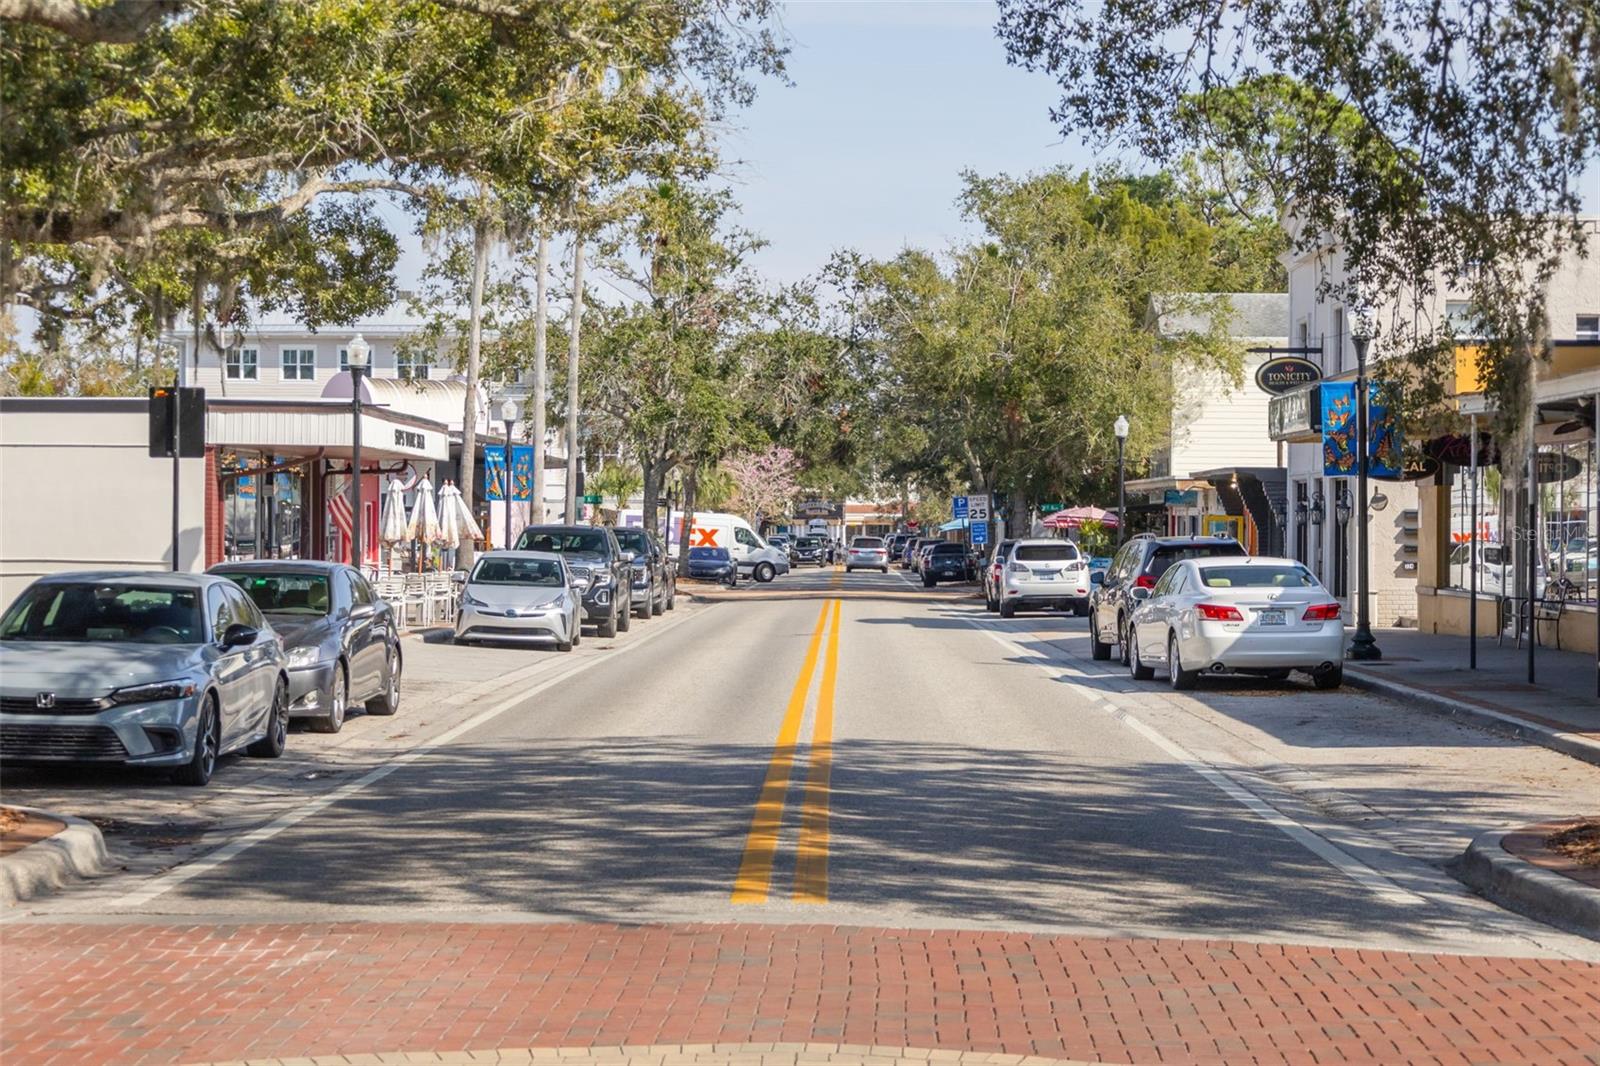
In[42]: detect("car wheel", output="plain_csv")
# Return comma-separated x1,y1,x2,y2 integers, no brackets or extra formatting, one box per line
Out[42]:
1089,619,1112,661
999,599,1017,618
922,575,935,588
598,610,618,639
846,566,854,573
1168,634,1198,690
366,647,401,716
247,678,289,758
651,592,664,616
754,562,776,583
173,697,221,787
666,586,676,610
1129,634,1155,681
1313,665,1344,690
557,634,573,652
985,594,998,612
309,663,347,734
1117,615,1132,666
881,566,889,574
617,599,632,632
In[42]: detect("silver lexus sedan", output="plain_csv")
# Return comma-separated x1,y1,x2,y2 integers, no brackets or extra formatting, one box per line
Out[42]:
0,572,290,786
454,551,581,650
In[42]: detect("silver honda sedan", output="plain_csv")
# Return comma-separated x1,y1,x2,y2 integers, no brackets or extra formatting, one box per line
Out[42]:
0,572,290,786
454,551,582,650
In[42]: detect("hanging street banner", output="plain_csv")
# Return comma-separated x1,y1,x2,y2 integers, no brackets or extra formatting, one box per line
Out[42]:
1321,382,1356,477
509,445,534,502
1322,382,1403,478
484,445,508,501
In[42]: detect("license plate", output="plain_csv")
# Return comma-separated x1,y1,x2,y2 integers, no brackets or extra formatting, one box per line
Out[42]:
1257,609,1285,626
1035,571,1057,580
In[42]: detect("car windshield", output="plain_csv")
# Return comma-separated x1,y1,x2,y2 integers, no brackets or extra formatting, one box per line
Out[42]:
852,538,883,548
1014,544,1079,561
1147,542,1245,579
932,543,964,555
216,572,331,615
689,547,730,560
470,557,565,587
517,529,608,554
797,537,822,547
1198,565,1319,589
613,530,651,555
0,583,205,644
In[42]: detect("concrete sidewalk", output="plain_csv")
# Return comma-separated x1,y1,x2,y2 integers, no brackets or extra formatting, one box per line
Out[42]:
1345,627,1600,765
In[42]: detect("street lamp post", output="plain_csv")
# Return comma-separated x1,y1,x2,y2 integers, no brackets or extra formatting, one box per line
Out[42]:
1347,306,1382,661
1114,415,1130,545
346,334,371,568
499,397,519,551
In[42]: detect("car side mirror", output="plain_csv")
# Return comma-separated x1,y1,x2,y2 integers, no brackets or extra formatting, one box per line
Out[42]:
221,623,258,648
1129,586,1152,602
350,603,379,620
621,550,637,562
451,572,466,584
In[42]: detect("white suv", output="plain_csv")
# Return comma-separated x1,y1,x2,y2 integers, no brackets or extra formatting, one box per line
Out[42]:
998,539,1091,617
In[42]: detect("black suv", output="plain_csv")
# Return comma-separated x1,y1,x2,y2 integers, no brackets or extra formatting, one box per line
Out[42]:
791,535,827,567
514,524,634,638
1089,535,1247,663
612,526,676,619
922,542,972,586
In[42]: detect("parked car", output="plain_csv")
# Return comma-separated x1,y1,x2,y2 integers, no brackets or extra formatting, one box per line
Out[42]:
885,533,910,560
914,541,940,575
996,539,1091,616
981,539,1019,610
1126,556,1345,690
453,551,582,651
922,542,973,586
677,510,790,582
613,527,675,619
791,535,828,567
845,536,891,573
0,572,290,786
1090,535,1247,664
768,534,792,556
686,546,738,585
211,560,401,734
899,537,926,569
515,524,634,638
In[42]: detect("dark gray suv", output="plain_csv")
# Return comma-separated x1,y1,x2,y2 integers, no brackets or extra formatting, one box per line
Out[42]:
514,525,634,638
612,527,676,619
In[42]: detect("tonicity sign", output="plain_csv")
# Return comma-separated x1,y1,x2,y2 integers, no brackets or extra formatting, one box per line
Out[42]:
1254,357,1322,395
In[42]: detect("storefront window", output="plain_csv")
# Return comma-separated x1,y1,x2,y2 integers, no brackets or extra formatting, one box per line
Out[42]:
221,451,305,560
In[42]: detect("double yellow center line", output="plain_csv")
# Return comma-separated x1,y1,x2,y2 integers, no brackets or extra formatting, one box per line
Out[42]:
732,598,841,904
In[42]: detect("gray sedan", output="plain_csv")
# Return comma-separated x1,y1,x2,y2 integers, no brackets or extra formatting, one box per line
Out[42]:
0,572,289,786
210,561,402,734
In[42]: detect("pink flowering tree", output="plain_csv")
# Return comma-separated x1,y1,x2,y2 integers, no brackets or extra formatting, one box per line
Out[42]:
723,445,801,529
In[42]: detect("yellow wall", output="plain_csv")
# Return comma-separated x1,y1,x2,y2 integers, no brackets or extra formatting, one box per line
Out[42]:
1416,588,1502,638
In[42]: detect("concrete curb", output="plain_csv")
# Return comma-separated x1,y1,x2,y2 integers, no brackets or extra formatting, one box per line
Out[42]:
1,806,108,906
1454,828,1600,941
1344,667,1600,769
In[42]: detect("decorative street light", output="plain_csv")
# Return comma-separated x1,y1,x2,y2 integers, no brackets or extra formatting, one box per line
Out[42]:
1347,302,1382,661
499,397,519,552
346,334,371,568
1113,414,1130,545
1309,490,1326,527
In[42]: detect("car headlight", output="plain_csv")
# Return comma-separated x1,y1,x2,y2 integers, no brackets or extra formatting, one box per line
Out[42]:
464,593,488,608
590,573,613,589
109,680,196,705
286,645,323,669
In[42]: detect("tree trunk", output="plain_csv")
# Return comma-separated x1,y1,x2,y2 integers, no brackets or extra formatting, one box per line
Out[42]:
641,451,661,538
564,226,585,523
676,465,698,575
530,231,549,524
458,212,491,569
1008,486,1028,538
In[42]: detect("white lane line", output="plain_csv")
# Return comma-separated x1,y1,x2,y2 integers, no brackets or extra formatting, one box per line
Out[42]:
106,608,703,909
961,611,1427,909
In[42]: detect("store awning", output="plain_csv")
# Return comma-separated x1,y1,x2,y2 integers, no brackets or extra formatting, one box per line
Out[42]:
937,517,970,532
207,399,450,462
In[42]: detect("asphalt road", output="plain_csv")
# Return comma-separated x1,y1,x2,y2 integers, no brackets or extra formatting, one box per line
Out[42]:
8,565,1599,961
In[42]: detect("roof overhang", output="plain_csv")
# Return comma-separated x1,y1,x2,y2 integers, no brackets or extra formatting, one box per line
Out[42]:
207,399,450,461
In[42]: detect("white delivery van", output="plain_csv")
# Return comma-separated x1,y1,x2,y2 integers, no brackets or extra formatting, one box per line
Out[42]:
618,509,791,582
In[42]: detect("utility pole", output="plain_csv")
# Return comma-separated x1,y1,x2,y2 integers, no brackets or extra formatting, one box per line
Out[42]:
531,232,549,524
564,226,585,523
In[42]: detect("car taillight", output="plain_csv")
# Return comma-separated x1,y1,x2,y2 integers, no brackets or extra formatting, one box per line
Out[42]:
1134,574,1157,589
1195,603,1244,621
1008,562,1029,574
1303,603,1342,621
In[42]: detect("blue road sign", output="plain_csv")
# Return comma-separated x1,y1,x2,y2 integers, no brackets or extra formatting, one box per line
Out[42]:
970,522,989,545
952,495,969,519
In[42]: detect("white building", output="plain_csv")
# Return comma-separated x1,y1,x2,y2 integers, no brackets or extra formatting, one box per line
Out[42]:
1127,293,1290,552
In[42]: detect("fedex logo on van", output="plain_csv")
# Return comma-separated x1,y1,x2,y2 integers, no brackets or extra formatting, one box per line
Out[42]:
691,525,722,547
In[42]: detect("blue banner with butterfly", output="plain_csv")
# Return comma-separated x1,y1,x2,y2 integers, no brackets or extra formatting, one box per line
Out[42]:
1323,381,1402,478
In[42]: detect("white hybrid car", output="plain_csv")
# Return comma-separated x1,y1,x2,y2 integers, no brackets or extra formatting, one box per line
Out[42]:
454,551,582,651
1125,556,1345,690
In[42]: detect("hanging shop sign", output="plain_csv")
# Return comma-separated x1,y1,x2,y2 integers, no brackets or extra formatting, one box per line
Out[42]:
1254,357,1323,395
1372,452,1441,483
1424,433,1499,468
1268,382,1321,442
1163,489,1199,507
1537,452,1583,483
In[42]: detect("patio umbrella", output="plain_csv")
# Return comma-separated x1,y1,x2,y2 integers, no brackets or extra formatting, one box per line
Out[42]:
437,481,483,550
406,476,441,545
378,478,408,545
1043,505,1119,530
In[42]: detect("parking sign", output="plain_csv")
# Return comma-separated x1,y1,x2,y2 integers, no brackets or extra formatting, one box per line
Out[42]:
967,494,990,521
952,496,968,519
970,522,989,546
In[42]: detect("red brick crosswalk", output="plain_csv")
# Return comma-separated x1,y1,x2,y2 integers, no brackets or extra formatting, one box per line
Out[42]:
2,922,1596,1065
